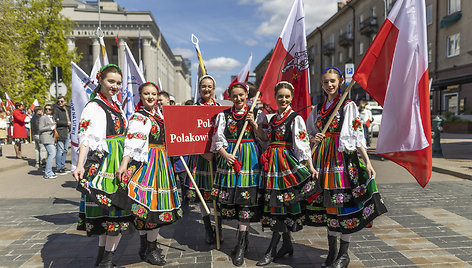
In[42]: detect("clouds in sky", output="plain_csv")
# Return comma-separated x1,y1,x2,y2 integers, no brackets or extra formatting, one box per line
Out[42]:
205,57,242,71
173,48,194,59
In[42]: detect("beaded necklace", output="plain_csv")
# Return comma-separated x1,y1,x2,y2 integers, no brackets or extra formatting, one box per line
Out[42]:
320,94,340,118
232,104,248,121
272,108,292,127
200,97,216,106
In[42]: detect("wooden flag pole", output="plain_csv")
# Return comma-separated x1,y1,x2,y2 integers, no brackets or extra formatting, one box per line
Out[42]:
230,91,261,157
179,155,210,214
311,81,356,157
209,161,220,249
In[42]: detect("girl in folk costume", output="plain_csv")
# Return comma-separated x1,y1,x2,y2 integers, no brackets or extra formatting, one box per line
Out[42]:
115,83,182,266
305,67,387,268
73,64,133,268
210,82,268,266
184,74,221,244
257,82,319,266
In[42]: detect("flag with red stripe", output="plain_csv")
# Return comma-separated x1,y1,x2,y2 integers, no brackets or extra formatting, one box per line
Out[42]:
224,53,253,100
352,0,431,187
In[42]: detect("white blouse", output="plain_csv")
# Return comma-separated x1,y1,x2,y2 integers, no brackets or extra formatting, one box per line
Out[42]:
306,100,366,152
211,106,268,153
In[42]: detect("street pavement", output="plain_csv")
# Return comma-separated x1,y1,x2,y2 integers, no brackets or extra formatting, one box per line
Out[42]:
0,134,471,267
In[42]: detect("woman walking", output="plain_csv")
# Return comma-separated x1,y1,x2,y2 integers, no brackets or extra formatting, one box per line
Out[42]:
38,104,57,179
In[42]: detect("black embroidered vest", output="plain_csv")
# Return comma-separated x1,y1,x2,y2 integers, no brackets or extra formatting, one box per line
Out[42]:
267,111,298,143
222,108,258,140
91,99,125,137
137,110,165,145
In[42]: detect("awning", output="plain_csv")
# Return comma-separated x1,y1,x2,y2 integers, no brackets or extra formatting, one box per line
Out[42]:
440,12,462,28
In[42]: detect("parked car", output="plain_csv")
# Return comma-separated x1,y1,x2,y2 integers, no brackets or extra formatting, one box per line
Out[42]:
369,106,383,136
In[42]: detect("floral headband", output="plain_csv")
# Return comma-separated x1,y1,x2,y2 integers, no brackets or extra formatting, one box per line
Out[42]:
96,64,121,81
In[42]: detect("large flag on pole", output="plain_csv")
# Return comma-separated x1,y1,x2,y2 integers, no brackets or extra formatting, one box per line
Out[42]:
224,53,253,100
70,62,96,171
4,92,15,111
352,0,431,187
122,43,146,119
258,0,311,120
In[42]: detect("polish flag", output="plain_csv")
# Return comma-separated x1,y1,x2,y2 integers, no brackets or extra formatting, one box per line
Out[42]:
5,92,15,111
29,99,39,111
352,0,431,187
0,97,4,112
224,53,253,100
258,0,311,120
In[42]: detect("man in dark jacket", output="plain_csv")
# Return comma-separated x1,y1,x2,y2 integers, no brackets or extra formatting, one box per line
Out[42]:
53,96,71,174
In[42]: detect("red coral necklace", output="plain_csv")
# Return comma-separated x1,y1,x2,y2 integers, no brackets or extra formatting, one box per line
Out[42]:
200,97,216,106
232,104,248,121
272,108,292,127
320,94,340,118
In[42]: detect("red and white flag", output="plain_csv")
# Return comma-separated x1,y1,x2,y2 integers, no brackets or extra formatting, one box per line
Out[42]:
258,0,311,119
352,0,431,187
4,92,15,111
29,99,39,111
224,53,253,100
0,97,4,112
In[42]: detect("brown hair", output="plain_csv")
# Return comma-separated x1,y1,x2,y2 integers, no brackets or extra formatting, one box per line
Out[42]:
274,81,294,96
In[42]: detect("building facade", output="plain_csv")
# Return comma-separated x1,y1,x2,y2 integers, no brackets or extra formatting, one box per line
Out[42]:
61,0,192,103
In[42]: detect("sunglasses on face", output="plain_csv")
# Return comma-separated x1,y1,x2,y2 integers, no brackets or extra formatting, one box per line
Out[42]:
45,108,52,111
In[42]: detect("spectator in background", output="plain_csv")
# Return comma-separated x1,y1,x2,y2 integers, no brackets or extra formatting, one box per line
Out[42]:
39,104,57,179
31,106,46,168
0,110,7,156
156,91,171,113
54,96,71,174
169,95,176,105
6,110,13,144
13,102,28,159
25,108,32,144
359,101,373,147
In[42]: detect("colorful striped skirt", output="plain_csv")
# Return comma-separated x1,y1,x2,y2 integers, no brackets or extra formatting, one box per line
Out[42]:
305,133,387,234
211,139,262,222
184,154,215,202
114,144,182,229
76,134,133,236
260,142,317,232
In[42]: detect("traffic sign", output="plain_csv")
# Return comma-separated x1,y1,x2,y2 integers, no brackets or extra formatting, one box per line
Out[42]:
345,63,354,84
49,82,67,97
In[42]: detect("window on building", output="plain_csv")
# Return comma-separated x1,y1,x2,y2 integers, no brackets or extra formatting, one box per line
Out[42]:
339,51,343,63
386,0,395,11
330,55,335,66
447,0,461,15
330,34,335,45
339,28,343,38
347,22,352,34
371,6,377,17
426,5,433,25
358,42,364,55
428,42,432,63
446,33,460,57
348,46,353,58
358,14,364,28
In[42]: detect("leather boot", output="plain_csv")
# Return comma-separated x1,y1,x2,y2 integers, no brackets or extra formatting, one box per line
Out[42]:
145,240,166,265
97,250,115,268
231,227,248,255
139,234,147,260
275,231,293,259
329,239,350,268
232,230,248,266
94,246,105,267
217,216,224,243
321,235,338,268
203,215,216,244
256,232,281,266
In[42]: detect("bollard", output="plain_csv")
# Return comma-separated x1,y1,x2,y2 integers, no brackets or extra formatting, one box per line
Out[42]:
432,116,443,157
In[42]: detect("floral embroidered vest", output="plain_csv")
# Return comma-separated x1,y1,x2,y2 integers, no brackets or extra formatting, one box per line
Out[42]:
91,99,126,137
267,112,298,143
137,110,165,145
223,108,258,140
315,100,347,133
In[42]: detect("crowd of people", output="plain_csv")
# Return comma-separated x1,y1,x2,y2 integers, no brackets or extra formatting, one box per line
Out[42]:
67,64,387,268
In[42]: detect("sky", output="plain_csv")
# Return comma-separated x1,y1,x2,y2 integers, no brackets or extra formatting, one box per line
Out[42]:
114,0,339,98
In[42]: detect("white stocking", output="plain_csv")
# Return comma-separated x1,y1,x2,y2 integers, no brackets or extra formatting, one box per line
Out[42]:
105,234,122,252
98,235,106,247
146,228,160,242
340,233,351,242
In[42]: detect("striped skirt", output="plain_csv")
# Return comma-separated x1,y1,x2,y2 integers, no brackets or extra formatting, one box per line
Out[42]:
114,144,182,229
305,133,387,234
260,142,316,232
76,134,133,236
184,154,215,202
211,139,262,222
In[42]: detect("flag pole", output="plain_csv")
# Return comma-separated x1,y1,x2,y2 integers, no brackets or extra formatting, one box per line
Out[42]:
311,81,356,156
231,91,260,157
179,156,210,214
209,161,220,249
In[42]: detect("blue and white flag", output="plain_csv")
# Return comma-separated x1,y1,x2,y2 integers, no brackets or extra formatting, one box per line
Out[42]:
122,43,145,119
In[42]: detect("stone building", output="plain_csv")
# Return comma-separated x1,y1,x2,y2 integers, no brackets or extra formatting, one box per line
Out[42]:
61,0,191,103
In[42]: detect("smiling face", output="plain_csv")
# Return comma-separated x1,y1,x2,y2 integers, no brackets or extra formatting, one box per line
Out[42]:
140,85,159,111
321,72,342,100
275,87,293,113
230,86,248,110
199,78,215,102
99,72,122,99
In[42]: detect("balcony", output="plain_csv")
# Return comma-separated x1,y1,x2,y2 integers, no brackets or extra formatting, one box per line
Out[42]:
339,32,354,47
360,16,378,35
323,42,335,56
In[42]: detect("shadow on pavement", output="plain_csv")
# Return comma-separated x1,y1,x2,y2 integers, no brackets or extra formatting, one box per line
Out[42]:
35,212,78,225
41,233,96,268
53,197,80,206
61,180,77,189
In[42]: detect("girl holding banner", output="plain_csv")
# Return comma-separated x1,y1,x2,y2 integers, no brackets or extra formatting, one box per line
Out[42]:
305,67,387,268
115,82,182,266
184,74,221,244
72,64,133,267
258,81,319,266
210,82,268,266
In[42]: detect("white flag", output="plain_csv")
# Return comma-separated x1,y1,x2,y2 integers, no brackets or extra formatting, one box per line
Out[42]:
122,43,145,119
90,36,109,89
70,62,96,171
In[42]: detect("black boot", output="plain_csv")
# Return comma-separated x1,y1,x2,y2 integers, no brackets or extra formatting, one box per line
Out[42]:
139,234,147,260
94,246,105,267
256,232,281,266
329,239,350,268
232,230,248,266
275,231,293,259
217,216,224,243
145,240,166,265
231,227,248,255
322,235,338,268
202,215,216,244
97,250,115,268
